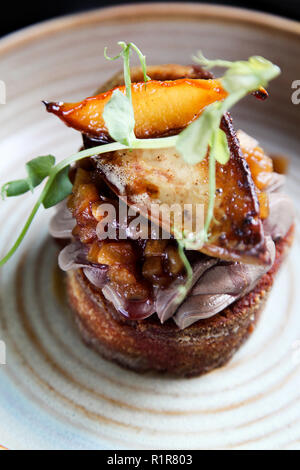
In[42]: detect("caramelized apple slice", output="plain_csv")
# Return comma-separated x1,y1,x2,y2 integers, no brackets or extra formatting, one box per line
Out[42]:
45,78,227,139
94,117,268,265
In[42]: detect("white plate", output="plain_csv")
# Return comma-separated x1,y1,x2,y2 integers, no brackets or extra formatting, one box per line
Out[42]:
0,3,299,450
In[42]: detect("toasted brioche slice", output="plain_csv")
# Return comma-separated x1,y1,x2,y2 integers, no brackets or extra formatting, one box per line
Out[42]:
66,225,294,377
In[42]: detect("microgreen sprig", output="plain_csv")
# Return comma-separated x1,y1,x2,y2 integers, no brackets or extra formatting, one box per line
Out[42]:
0,140,176,266
176,240,194,299
0,43,280,268
1,155,55,199
104,42,150,99
103,42,150,146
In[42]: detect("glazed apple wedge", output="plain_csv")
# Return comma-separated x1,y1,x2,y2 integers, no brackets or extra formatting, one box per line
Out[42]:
45,78,227,139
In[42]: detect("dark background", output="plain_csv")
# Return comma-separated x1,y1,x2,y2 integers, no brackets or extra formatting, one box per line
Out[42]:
1,0,299,38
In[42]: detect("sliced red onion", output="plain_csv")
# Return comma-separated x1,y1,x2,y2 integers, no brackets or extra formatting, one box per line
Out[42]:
49,200,75,239
59,241,153,317
263,192,294,240
173,237,275,329
174,293,239,329
102,285,125,312
102,285,155,320
122,298,156,320
193,237,275,296
83,266,109,288
156,258,218,324
192,264,246,296
58,242,90,271
58,242,109,288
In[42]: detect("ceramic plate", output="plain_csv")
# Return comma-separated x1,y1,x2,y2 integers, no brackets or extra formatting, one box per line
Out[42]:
0,3,300,450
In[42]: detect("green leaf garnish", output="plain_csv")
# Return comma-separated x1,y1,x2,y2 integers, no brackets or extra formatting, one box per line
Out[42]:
1,179,30,198
102,89,135,146
0,44,281,268
103,42,150,146
43,166,73,209
1,154,56,199
212,128,230,165
26,155,55,189
194,52,280,87
176,101,223,165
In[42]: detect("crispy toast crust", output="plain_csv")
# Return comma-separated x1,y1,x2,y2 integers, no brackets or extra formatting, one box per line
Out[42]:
66,225,294,377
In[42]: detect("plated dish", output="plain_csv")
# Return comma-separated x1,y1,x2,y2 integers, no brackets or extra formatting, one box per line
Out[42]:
0,4,299,450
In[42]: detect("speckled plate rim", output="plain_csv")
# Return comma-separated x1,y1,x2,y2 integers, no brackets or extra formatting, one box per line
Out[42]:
0,2,299,451
0,2,299,58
